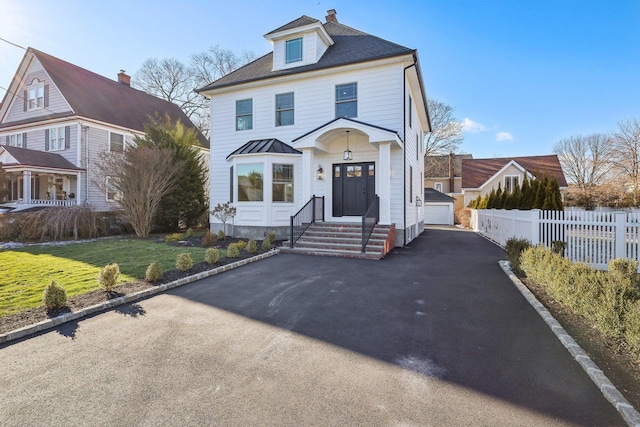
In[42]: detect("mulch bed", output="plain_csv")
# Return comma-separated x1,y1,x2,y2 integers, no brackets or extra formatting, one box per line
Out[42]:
519,275,640,410
0,238,280,336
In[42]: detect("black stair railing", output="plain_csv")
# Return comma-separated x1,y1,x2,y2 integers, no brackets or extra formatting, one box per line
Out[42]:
290,195,325,248
362,195,380,252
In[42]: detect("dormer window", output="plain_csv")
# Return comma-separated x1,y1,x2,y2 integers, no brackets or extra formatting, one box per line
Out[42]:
285,37,303,64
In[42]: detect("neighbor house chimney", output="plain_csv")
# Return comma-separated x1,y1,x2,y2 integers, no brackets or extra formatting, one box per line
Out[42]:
449,152,455,193
326,9,338,23
117,70,130,87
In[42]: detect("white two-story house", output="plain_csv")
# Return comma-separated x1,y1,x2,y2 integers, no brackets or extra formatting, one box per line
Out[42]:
198,10,430,248
0,48,208,212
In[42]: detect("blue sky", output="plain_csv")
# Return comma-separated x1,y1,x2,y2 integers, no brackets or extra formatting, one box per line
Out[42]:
1,0,639,159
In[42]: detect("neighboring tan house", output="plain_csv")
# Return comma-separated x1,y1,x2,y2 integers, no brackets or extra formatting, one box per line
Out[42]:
197,10,430,247
0,48,208,212
460,155,568,207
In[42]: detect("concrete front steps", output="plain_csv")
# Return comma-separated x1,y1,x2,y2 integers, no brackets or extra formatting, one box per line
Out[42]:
279,222,393,260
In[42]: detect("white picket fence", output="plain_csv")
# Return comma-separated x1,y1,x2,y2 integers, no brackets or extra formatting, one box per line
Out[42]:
470,209,640,271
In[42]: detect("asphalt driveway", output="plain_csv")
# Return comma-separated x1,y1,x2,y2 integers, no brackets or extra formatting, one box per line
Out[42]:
0,227,624,426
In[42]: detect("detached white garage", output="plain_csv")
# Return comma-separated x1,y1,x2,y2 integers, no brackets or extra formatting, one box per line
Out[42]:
423,188,455,225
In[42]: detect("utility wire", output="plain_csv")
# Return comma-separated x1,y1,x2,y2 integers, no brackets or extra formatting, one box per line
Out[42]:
0,85,60,117
0,37,26,50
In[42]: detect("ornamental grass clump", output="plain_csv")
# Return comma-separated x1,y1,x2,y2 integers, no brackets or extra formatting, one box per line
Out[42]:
98,263,120,292
42,280,67,309
246,239,257,254
145,262,163,282
201,231,217,247
217,230,225,241
261,238,272,252
226,243,240,258
185,228,195,238
204,248,220,264
176,252,193,272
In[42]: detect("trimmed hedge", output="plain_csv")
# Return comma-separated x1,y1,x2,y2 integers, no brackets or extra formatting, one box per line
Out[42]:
520,245,640,355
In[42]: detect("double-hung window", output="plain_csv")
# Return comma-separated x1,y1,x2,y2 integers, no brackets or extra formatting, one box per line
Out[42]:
273,164,294,203
285,37,303,64
236,99,253,131
28,84,44,110
336,82,357,118
8,133,24,148
110,133,125,152
504,175,519,193
275,93,294,126
48,127,65,151
106,177,122,201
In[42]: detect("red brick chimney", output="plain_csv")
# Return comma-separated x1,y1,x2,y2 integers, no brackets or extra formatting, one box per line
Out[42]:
449,152,455,193
117,70,130,87
325,9,338,23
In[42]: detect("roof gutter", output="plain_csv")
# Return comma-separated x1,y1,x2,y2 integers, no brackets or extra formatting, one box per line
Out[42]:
403,61,416,246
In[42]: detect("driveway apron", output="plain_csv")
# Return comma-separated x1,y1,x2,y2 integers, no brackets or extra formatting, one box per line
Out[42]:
0,227,624,426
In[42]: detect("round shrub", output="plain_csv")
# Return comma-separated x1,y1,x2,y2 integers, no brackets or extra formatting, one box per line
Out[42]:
176,252,193,272
205,248,220,264
185,228,195,238
236,240,247,250
145,262,163,282
247,239,257,254
226,244,240,258
98,263,120,292
261,238,272,252
505,238,531,274
165,232,184,243
217,230,225,241
201,231,217,247
267,231,276,243
42,280,67,309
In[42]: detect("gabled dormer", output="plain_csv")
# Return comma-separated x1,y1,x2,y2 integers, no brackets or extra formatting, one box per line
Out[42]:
264,10,336,71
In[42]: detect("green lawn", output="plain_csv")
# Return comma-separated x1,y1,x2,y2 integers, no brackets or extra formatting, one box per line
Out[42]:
0,237,216,317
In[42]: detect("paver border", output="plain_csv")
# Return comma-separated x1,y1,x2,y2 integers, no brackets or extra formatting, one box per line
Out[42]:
499,260,640,427
0,250,279,345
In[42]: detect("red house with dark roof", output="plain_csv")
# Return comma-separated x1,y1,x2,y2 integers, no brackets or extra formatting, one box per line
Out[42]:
0,48,208,211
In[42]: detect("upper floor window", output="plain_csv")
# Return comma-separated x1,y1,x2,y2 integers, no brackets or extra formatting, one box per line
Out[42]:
273,164,294,203
336,82,357,118
285,37,303,64
275,93,294,127
110,132,125,152
236,99,253,131
7,133,24,148
504,175,519,193
47,126,65,151
28,82,44,111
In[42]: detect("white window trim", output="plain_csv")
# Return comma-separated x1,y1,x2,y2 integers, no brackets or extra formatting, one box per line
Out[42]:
106,177,122,201
272,163,294,203
8,133,24,148
275,92,294,127
109,132,125,152
504,175,519,193
27,79,44,111
335,82,358,118
434,182,443,192
48,126,65,152
285,37,303,64
236,99,253,131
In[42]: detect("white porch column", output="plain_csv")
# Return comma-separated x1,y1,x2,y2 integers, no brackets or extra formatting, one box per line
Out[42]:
379,142,392,225
22,170,32,203
302,148,313,203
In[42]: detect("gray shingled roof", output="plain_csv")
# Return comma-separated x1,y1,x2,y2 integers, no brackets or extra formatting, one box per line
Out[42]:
0,49,209,148
198,20,415,92
227,139,302,159
1,146,83,171
424,188,455,203
265,15,321,35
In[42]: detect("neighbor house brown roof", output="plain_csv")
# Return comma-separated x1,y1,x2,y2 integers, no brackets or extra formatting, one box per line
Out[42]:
462,155,567,189
1,48,209,148
1,145,83,171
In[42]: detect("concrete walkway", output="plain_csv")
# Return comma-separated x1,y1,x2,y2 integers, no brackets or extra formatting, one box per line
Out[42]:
0,227,625,426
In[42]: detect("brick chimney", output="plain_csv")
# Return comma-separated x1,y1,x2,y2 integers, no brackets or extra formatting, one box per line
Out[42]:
325,9,338,23
117,70,130,87
449,152,455,193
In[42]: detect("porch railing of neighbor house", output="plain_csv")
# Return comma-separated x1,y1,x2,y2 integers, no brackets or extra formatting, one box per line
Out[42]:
27,199,78,207
471,208,640,271
290,195,324,248
362,195,380,252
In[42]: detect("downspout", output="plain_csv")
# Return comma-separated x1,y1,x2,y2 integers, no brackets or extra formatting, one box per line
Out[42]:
403,61,416,246
83,125,89,205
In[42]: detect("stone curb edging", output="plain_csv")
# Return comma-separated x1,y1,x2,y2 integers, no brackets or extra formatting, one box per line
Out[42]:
0,250,280,345
499,260,640,427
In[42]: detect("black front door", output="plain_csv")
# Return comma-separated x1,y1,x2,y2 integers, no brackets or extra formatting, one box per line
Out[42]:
332,162,375,217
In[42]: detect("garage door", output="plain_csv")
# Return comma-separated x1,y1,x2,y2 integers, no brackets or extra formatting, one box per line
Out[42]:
424,204,453,225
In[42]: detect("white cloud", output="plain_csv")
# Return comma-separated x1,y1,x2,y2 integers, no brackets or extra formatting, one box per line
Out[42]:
496,132,514,142
461,118,488,133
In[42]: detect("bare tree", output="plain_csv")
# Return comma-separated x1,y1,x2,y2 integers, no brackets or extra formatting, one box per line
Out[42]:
0,162,8,201
611,118,640,205
423,99,464,156
96,147,182,238
133,46,256,138
553,134,613,189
